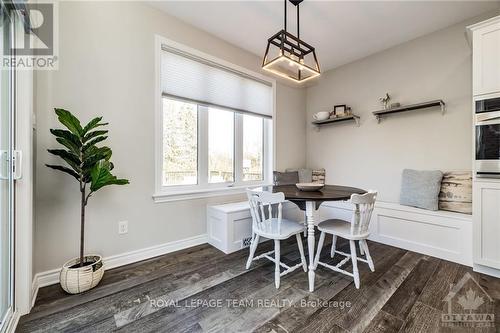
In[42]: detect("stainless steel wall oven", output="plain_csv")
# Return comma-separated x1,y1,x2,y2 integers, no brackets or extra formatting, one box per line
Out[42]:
476,96,500,177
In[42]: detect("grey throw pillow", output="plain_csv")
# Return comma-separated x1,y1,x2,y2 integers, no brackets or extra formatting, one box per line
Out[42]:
400,169,443,211
273,171,299,185
285,168,313,183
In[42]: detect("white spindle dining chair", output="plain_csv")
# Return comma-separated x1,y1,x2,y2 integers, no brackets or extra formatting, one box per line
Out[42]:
313,191,377,289
246,190,308,288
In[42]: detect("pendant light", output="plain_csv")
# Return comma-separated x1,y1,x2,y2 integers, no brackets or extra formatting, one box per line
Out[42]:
262,0,320,83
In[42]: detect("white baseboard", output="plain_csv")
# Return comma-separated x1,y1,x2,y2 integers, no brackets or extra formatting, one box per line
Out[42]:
473,263,500,278
31,277,39,309
31,234,208,298
5,311,20,333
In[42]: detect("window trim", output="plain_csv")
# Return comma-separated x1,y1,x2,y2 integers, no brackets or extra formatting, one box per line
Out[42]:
154,35,276,202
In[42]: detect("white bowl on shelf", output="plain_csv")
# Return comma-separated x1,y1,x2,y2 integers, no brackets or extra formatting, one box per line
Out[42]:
313,112,330,121
295,183,324,192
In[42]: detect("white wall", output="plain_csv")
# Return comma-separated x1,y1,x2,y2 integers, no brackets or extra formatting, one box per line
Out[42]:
306,17,489,203
276,85,307,170
34,1,306,273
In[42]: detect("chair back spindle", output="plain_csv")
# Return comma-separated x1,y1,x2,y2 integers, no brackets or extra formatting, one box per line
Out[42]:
247,190,285,234
350,191,377,236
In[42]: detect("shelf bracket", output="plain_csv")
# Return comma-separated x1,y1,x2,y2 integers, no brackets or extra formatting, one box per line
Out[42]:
354,116,361,127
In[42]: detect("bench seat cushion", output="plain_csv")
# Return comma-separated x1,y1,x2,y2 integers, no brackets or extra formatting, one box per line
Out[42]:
400,169,443,211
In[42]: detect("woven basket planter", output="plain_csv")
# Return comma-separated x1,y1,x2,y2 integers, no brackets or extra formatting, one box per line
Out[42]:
59,255,104,294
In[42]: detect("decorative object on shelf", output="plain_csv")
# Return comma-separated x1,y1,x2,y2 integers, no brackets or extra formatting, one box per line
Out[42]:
379,93,391,110
346,107,352,116
296,182,325,192
334,105,347,117
46,108,129,294
312,111,330,121
312,114,361,130
390,102,401,109
262,0,320,83
373,99,445,123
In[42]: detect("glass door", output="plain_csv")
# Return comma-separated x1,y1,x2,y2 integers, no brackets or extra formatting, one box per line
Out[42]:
0,4,14,332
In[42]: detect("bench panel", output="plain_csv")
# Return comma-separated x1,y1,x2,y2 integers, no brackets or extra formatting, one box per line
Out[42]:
320,201,473,266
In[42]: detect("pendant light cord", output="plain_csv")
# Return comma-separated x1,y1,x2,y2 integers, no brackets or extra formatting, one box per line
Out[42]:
284,0,287,32
297,3,300,39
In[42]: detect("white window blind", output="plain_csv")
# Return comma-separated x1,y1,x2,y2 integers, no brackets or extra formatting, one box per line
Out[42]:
161,46,273,118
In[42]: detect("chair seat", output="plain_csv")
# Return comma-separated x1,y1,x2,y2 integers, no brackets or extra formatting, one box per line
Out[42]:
254,218,305,240
318,219,369,240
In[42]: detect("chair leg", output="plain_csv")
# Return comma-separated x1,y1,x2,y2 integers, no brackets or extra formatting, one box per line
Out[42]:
349,240,360,289
313,231,325,269
246,235,259,269
361,239,375,272
296,234,308,272
330,235,337,258
274,239,280,289
359,241,365,256
304,213,307,237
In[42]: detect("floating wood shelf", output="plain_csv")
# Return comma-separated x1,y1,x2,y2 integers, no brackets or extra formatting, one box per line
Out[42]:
312,115,360,130
372,100,445,123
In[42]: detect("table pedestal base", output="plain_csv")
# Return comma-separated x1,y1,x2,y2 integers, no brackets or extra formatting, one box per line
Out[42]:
306,201,316,292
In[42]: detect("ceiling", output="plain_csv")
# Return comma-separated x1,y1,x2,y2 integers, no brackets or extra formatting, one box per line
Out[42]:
149,1,500,72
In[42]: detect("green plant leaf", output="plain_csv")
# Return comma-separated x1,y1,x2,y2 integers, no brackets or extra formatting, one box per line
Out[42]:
50,129,82,156
82,136,107,152
82,147,112,180
46,164,80,180
83,130,108,143
82,116,108,135
50,129,81,146
83,146,112,164
54,108,83,136
47,149,81,173
55,137,80,156
90,160,129,193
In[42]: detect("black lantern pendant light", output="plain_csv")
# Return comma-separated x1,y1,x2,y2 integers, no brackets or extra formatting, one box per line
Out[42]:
262,0,320,83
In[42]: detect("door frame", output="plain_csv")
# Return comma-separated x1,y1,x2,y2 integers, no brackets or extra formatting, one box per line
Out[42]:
0,4,34,332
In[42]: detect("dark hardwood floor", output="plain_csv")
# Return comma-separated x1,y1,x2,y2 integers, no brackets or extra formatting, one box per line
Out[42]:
18,237,500,332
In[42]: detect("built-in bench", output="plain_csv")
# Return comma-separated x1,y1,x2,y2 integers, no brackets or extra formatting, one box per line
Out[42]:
207,199,473,266
320,201,473,266
207,201,300,254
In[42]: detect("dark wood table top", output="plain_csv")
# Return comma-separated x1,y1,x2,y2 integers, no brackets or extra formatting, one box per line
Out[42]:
264,184,366,210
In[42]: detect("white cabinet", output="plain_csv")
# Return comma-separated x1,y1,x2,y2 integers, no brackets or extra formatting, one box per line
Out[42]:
469,16,500,96
473,181,500,269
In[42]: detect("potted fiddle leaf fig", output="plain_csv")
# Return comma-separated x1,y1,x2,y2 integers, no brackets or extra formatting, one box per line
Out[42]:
46,108,129,294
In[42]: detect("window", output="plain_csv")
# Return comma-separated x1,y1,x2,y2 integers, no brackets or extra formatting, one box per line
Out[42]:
156,39,274,199
243,115,263,182
208,107,234,184
162,99,198,186
160,96,271,195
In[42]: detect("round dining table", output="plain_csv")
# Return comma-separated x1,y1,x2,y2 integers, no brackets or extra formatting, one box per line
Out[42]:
270,184,366,292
